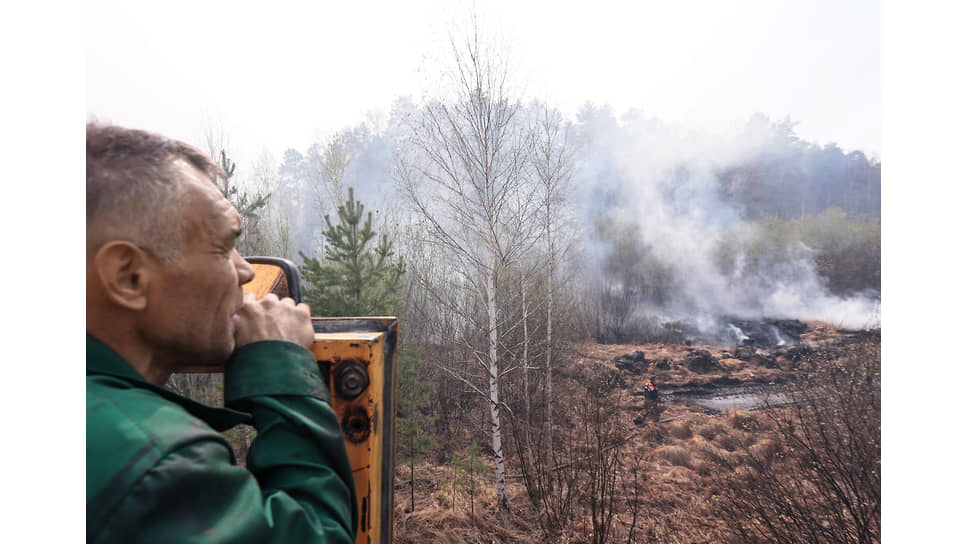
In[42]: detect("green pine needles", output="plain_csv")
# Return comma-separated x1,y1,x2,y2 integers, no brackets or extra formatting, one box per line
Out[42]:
299,187,405,317
397,349,439,512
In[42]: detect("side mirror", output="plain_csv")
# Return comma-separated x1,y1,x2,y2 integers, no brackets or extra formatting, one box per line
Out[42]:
241,256,303,302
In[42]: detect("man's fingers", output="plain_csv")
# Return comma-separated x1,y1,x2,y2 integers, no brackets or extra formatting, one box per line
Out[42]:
258,293,280,306
234,292,313,348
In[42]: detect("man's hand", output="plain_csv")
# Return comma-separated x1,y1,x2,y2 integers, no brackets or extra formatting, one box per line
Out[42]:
234,292,314,350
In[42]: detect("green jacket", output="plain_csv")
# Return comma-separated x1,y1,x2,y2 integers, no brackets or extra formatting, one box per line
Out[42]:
86,335,357,543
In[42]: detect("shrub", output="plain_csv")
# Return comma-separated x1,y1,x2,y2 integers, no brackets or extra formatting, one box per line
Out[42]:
750,439,780,468
668,421,693,440
657,445,692,468
726,410,760,432
713,430,746,452
696,421,726,441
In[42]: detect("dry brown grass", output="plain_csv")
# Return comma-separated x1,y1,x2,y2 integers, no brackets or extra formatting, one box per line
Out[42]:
725,410,762,432
656,444,693,468
695,420,726,440
393,463,543,543
750,438,780,466
667,420,694,440
392,323,876,543
714,429,751,452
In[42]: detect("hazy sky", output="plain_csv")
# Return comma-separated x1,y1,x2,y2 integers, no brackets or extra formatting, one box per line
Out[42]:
87,0,881,162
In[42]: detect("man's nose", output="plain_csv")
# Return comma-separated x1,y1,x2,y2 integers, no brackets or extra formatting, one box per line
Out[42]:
236,251,256,285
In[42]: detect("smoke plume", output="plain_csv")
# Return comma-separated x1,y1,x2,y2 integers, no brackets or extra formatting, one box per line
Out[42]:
572,106,880,335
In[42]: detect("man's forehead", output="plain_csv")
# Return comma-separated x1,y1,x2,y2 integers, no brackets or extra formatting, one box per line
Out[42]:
173,160,241,230
172,159,218,191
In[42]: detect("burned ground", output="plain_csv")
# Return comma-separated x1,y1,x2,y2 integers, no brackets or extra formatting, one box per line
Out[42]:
393,321,880,543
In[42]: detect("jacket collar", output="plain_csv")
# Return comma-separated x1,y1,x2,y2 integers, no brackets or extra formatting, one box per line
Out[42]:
87,334,251,431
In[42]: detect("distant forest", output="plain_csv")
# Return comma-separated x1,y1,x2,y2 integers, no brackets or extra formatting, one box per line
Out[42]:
718,114,879,222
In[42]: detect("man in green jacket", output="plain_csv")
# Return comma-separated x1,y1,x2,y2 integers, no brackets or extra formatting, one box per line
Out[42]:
86,122,357,543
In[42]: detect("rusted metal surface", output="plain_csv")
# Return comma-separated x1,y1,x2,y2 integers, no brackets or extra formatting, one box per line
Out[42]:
311,318,398,544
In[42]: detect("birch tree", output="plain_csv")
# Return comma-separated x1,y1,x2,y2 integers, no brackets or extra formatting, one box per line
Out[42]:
530,104,575,469
503,104,577,508
310,128,366,224
395,22,536,510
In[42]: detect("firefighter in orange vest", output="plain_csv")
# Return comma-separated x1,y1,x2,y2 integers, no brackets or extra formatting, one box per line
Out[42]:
634,375,661,425
644,375,659,401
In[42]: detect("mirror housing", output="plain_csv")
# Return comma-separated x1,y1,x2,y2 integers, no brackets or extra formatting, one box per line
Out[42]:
240,256,303,302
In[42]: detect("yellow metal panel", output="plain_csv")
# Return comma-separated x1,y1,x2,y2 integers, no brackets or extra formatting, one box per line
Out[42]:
312,330,393,544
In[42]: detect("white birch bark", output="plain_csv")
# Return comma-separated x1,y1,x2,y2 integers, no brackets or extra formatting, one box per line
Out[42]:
521,274,531,448
545,216,554,468
530,104,575,470
486,260,509,508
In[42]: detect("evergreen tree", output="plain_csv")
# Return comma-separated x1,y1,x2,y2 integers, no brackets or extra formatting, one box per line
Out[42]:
396,349,438,512
298,187,404,316
213,149,271,255
215,150,271,222
456,441,486,518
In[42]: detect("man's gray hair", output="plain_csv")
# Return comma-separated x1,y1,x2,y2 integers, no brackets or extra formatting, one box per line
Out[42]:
86,122,226,261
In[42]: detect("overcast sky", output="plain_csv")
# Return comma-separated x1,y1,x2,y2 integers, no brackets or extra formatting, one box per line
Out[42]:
87,0,881,162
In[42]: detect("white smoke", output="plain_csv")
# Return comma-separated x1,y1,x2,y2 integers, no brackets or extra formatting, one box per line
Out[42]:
573,107,880,331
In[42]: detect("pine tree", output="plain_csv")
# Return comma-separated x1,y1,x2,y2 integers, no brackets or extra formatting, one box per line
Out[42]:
209,149,271,255
457,441,486,518
299,187,404,316
396,349,438,512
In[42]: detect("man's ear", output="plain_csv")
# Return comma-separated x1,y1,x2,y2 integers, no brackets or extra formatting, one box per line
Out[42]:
92,241,154,311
